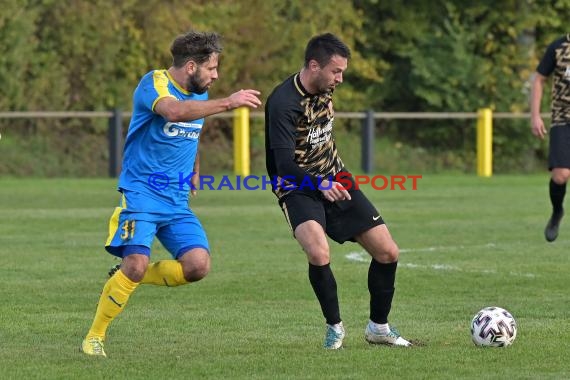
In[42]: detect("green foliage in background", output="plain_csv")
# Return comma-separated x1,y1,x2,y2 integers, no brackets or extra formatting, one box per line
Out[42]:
0,0,568,176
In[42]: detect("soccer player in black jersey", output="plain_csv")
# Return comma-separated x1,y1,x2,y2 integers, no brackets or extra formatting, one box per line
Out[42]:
265,33,412,349
531,34,570,242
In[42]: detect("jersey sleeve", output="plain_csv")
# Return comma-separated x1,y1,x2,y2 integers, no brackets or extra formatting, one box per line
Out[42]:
135,70,177,113
266,97,297,150
536,37,563,77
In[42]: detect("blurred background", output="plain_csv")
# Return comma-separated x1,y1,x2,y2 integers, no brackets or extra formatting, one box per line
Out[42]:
0,0,567,176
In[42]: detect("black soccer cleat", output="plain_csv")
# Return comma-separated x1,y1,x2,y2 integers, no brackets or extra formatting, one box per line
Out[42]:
108,263,121,277
544,210,564,242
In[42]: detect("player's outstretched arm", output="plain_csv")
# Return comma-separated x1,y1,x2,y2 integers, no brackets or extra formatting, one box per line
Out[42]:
530,73,547,139
191,152,200,197
155,89,261,122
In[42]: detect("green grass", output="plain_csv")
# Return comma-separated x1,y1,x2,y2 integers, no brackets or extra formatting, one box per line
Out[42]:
0,175,568,379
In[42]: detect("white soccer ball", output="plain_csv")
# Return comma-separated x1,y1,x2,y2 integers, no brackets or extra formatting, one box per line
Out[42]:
470,306,517,347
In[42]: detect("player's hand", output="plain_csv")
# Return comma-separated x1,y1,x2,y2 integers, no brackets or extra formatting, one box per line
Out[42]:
319,179,351,202
191,172,199,197
228,89,262,109
531,116,547,139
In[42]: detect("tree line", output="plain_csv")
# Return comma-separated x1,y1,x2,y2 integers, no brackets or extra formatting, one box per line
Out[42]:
1,0,568,175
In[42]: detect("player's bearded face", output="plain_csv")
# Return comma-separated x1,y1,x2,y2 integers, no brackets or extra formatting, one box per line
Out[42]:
187,68,210,95
315,72,336,94
314,55,347,94
187,54,219,94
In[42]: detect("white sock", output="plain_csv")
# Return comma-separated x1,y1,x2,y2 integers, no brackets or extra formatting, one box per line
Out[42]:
369,320,390,335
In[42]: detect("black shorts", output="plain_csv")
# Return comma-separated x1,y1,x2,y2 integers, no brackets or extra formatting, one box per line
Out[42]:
279,189,384,244
549,125,570,170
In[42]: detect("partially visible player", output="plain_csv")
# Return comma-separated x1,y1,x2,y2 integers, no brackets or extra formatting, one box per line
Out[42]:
530,34,570,242
264,33,412,349
80,30,261,357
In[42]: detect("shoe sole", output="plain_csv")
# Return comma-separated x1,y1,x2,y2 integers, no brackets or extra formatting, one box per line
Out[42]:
365,340,411,347
365,335,412,347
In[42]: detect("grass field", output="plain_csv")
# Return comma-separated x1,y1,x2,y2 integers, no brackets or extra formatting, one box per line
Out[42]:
1,175,569,379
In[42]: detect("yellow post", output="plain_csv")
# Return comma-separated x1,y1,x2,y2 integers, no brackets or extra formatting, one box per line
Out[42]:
233,107,250,176
476,108,493,177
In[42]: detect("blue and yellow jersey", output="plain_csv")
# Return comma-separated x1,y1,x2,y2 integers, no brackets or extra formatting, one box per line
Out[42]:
118,70,207,212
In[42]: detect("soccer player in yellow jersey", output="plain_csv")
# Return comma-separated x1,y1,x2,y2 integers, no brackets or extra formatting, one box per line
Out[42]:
80,30,261,357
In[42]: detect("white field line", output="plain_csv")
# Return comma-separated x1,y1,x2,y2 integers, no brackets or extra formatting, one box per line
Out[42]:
400,243,497,254
344,247,536,278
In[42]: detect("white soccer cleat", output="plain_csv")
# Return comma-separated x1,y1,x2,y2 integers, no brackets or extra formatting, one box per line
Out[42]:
323,322,345,349
365,322,412,347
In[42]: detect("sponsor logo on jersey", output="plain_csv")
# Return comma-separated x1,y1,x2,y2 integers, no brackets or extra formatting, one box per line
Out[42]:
163,122,202,139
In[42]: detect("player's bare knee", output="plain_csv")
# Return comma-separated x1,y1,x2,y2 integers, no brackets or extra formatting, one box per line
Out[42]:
385,244,400,262
182,259,210,282
178,249,210,282
551,169,570,184
184,265,209,282
305,245,330,265
552,173,565,184
121,256,149,282
371,243,399,263
552,174,570,184
122,265,147,282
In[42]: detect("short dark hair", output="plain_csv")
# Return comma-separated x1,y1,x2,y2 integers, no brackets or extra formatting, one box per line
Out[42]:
304,33,351,68
170,30,223,68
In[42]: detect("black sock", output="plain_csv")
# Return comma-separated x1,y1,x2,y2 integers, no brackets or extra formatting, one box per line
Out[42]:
308,263,341,325
549,179,566,214
368,260,397,324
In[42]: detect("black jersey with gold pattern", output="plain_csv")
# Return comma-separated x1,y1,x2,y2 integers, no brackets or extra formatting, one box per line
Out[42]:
265,73,344,199
537,34,570,126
